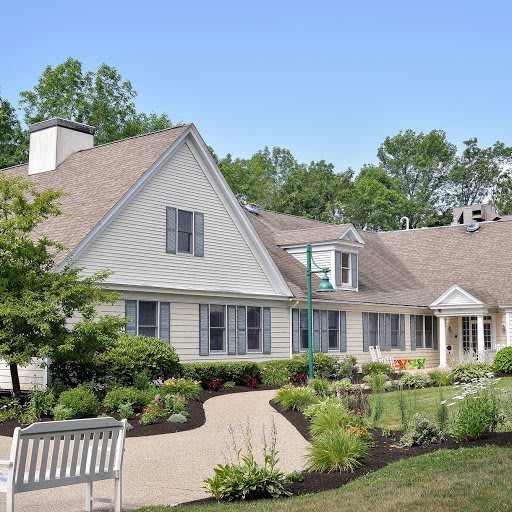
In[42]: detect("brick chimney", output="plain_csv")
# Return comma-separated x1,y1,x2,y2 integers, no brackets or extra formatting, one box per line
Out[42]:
28,118,96,175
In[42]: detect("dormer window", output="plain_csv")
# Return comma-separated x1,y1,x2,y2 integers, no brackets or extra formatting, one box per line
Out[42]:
335,251,358,290
341,253,351,285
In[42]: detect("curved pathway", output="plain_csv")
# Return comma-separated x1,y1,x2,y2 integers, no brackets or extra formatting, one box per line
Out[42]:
0,390,308,511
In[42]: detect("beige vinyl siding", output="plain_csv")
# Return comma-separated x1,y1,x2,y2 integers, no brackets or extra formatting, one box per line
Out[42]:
76,142,277,296
289,249,333,282
0,362,45,391
495,313,507,346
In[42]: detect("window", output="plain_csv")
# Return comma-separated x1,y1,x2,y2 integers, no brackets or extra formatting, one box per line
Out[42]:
341,253,350,284
138,301,158,337
415,315,424,348
328,311,340,350
177,209,193,254
484,315,492,350
300,310,309,350
209,305,226,352
390,314,400,349
247,306,262,352
368,312,379,346
425,315,433,348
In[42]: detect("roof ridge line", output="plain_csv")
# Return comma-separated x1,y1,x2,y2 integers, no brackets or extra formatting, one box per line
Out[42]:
257,207,346,228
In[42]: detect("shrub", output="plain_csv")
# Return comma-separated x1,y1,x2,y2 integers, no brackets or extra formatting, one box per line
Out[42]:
308,378,330,396
399,373,429,389
223,381,236,389
204,422,293,501
333,355,357,380
452,379,501,441
21,389,56,424
53,404,75,421
303,398,345,420
246,376,258,389
341,388,371,417
428,369,454,387
399,413,445,447
168,413,187,423
103,334,180,386
452,362,493,383
207,379,223,391
118,403,134,420
274,385,317,411
182,361,259,386
163,394,187,416
362,362,392,376
291,353,339,379
329,379,355,397
55,386,100,419
139,396,167,425
133,372,152,390
305,429,370,473
259,362,290,386
103,387,156,413
363,373,389,392
163,377,201,400
493,347,512,374
309,407,362,436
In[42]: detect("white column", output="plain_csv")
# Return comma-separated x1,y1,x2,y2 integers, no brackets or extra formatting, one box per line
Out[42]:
506,312,511,347
477,314,485,359
439,316,447,367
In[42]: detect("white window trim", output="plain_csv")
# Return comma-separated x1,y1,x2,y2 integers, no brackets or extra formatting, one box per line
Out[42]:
208,304,227,353
247,306,263,354
177,209,195,256
340,252,352,287
137,300,160,338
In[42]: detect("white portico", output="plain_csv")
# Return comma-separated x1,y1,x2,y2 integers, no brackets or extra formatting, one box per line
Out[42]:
430,285,511,367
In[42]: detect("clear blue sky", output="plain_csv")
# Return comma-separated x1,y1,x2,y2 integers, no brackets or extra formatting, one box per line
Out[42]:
2,0,511,171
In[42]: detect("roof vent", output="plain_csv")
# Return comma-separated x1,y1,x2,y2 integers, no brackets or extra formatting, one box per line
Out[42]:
244,204,259,215
466,221,480,233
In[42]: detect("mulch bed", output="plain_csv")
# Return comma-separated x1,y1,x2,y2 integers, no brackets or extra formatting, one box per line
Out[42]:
0,385,276,439
270,400,512,496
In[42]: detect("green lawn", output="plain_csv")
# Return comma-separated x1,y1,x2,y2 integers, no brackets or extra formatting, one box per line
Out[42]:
372,376,512,429
134,446,512,512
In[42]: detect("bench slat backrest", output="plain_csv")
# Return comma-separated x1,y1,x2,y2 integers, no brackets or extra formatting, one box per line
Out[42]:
11,417,126,493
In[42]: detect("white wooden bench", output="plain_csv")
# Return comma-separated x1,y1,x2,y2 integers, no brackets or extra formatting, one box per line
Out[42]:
0,417,127,512
369,346,399,369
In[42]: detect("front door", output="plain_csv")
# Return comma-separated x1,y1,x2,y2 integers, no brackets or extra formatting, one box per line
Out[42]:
461,316,492,356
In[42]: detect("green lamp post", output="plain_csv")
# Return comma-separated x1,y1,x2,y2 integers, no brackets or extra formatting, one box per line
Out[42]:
306,242,335,380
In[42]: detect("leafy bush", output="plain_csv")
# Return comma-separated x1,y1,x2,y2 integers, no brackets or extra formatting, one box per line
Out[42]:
333,355,357,380
163,394,187,416
362,362,392,376
246,376,258,389
305,429,370,473
204,422,293,501
207,379,223,391
399,413,445,447
452,362,493,383
452,379,501,441
428,369,454,386
103,386,156,413
308,378,330,396
309,407,363,437
168,413,187,423
329,379,355,397
341,388,371,417
493,347,512,374
399,373,429,389
363,373,389,392
303,398,345,420
291,353,339,379
133,372,152,390
274,385,317,411
182,361,260,386
54,386,100,419
103,334,180,386
21,389,56,424
139,396,167,425
259,361,290,386
53,404,75,421
223,381,236,389
163,377,201,400
118,403,134,420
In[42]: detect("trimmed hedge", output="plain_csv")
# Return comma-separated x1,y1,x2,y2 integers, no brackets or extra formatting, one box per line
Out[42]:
181,361,260,386
493,347,512,374
54,386,100,419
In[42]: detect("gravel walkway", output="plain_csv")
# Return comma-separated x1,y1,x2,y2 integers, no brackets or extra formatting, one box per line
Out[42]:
0,390,308,511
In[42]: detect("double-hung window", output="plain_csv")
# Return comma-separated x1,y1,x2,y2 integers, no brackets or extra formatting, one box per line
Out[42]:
368,312,379,346
247,306,262,352
341,253,351,285
425,316,433,348
299,310,309,350
390,314,400,349
415,314,425,348
209,305,226,352
138,301,158,337
328,311,340,350
178,209,194,254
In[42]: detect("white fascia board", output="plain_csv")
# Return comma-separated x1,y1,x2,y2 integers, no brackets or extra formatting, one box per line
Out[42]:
284,241,361,252
430,284,483,307
339,225,365,245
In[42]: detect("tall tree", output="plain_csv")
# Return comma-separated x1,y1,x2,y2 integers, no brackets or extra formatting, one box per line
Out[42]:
377,129,456,227
19,58,172,145
0,95,27,168
447,138,512,206
0,173,120,395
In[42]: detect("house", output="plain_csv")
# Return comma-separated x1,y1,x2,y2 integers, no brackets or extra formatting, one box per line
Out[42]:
1,118,511,389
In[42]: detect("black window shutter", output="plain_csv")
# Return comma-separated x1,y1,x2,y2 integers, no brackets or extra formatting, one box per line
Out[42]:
410,315,416,351
340,311,347,352
292,309,300,354
399,314,406,351
362,312,369,352
227,305,237,355
313,310,321,353
194,212,204,257
159,302,171,344
166,207,177,254
263,307,271,354
237,305,247,355
335,251,342,287
199,304,209,356
351,253,358,289
320,310,329,353
125,300,137,335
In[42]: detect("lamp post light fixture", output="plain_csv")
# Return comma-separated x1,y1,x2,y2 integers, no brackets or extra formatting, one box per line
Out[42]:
306,242,335,380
